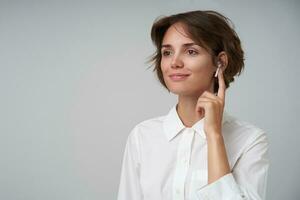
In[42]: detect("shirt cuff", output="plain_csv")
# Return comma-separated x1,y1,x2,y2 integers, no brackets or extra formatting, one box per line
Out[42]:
195,173,246,200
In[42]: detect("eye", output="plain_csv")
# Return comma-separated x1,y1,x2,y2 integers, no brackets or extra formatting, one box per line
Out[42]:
162,50,172,57
187,49,198,55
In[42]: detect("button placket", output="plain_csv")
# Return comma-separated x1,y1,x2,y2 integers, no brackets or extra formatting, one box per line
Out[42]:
172,128,195,200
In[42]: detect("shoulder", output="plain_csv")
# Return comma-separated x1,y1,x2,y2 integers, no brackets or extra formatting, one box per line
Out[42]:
223,113,269,157
127,114,166,140
225,113,267,139
136,115,165,130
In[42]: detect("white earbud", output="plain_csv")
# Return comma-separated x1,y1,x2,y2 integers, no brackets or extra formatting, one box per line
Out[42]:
214,62,222,77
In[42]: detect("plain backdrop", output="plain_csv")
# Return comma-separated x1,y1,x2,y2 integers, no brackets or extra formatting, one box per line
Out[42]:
1,0,299,199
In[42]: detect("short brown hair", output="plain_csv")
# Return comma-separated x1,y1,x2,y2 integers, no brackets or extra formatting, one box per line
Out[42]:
146,10,245,93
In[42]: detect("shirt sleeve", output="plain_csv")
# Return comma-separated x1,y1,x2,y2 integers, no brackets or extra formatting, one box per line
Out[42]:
195,131,269,200
117,126,143,200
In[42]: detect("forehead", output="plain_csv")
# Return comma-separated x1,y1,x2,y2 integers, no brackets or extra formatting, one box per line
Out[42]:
162,22,195,45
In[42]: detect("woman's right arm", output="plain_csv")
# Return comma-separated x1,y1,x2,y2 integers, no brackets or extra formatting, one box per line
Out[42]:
117,126,143,200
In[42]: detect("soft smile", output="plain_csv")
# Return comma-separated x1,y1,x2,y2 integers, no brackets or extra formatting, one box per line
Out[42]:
169,74,190,81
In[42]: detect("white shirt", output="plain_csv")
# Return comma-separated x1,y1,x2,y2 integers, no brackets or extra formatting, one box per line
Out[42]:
117,103,269,200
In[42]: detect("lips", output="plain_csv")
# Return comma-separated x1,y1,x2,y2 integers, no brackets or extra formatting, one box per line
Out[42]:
169,73,190,81
169,73,190,77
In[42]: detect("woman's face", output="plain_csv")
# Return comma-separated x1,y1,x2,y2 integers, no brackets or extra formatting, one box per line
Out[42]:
160,22,217,96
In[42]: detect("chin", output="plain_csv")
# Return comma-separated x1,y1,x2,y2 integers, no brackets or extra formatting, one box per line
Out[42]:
167,83,209,96
168,86,199,96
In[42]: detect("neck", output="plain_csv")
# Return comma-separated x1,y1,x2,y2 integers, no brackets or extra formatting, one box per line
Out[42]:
176,94,204,128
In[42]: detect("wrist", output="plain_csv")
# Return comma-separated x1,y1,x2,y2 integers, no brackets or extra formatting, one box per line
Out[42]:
206,131,223,142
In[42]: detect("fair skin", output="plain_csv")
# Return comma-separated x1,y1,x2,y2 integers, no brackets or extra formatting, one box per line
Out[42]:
160,22,230,184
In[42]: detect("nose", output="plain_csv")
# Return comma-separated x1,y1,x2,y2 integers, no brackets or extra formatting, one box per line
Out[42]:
171,53,184,69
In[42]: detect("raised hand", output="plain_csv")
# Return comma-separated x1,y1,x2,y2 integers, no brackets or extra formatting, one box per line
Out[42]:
195,66,226,137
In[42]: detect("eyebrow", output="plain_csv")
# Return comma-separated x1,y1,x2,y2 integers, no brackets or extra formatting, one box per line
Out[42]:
161,42,199,48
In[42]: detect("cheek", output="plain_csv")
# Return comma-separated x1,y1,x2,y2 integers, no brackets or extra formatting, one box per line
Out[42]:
189,66,214,86
191,72,210,84
190,58,214,77
189,57,212,70
160,61,168,76
196,66,212,75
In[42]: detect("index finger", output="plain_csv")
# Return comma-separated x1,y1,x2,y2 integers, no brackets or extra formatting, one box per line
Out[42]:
217,68,226,100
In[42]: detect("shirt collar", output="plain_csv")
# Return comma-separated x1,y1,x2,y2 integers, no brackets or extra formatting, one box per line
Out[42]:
163,103,231,142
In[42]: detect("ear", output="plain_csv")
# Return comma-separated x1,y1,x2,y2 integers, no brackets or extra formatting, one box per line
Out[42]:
217,51,228,71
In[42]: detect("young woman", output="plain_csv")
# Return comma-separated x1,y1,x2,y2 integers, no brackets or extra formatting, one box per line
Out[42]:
117,10,269,200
